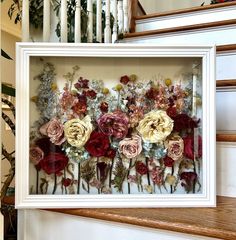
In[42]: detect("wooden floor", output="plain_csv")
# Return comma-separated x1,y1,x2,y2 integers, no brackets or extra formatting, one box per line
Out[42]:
49,196,236,240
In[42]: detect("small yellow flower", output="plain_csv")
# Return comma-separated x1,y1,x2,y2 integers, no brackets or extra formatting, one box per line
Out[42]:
165,78,172,87
129,74,137,82
144,184,153,194
102,88,110,95
196,97,202,106
165,174,176,186
31,96,38,103
115,84,123,91
51,83,58,91
71,90,78,96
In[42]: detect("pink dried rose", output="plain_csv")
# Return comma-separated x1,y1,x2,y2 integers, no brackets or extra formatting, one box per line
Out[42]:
40,118,65,145
59,87,75,111
119,135,142,159
165,135,184,161
29,146,44,165
151,167,164,185
97,110,129,139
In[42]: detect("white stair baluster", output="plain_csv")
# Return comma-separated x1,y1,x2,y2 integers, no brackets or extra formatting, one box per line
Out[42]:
43,0,50,42
112,0,118,43
75,0,81,43
123,0,128,33
22,0,30,41
87,0,93,42
105,0,111,43
96,0,102,42
61,0,68,42
118,0,124,34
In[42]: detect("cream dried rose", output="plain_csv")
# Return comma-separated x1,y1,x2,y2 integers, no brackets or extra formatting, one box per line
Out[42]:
64,116,93,148
165,135,184,161
137,110,173,143
119,135,142,159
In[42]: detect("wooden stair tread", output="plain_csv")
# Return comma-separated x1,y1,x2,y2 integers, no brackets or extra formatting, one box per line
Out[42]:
124,19,236,39
135,2,236,20
216,133,236,142
48,196,236,240
217,79,236,87
216,44,236,52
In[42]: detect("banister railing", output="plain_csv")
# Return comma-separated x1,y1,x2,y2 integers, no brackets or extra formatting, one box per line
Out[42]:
21,0,137,43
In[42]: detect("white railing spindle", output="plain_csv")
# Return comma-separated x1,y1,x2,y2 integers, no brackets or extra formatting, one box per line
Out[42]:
118,0,124,34
112,0,118,43
60,0,68,42
123,0,128,33
22,0,30,41
105,0,111,43
75,0,81,43
87,0,93,42
43,0,50,42
96,0,102,42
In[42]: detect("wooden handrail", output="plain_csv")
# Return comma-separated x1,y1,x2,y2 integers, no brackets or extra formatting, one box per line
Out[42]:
135,1,236,21
124,19,236,39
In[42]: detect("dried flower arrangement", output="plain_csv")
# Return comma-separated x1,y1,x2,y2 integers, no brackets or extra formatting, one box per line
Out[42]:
29,62,202,195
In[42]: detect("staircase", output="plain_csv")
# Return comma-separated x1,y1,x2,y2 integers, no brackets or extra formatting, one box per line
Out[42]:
14,1,236,240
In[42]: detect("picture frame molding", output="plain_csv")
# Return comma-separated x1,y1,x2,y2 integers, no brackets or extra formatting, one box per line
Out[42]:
15,43,216,208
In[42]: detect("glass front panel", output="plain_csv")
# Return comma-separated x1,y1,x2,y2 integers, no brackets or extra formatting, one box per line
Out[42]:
29,56,202,195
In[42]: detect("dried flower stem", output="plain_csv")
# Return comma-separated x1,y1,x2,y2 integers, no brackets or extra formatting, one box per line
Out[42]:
77,163,80,194
64,169,67,194
36,169,39,194
145,157,151,186
170,165,174,194
97,157,100,194
127,159,132,194
52,174,57,194
109,158,114,188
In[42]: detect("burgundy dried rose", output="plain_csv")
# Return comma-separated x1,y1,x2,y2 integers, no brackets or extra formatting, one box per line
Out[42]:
74,77,89,89
166,107,177,118
180,172,197,190
183,135,202,160
39,118,65,145
163,156,175,167
85,131,110,157
105,148,116,159
40,153,69,175
35,138,63,156
146,87,158,100
62,178,72,187
135,161,148,175
173,114,198,132
29,146,44,165
100,102,109,113
120,75,130,85
119,135,142,159
86,89,97,99
97,110,129,139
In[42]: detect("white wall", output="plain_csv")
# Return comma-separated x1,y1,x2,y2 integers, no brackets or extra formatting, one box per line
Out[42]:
139,0,212,14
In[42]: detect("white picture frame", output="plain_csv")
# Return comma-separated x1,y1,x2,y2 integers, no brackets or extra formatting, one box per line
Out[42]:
15,43,216,208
